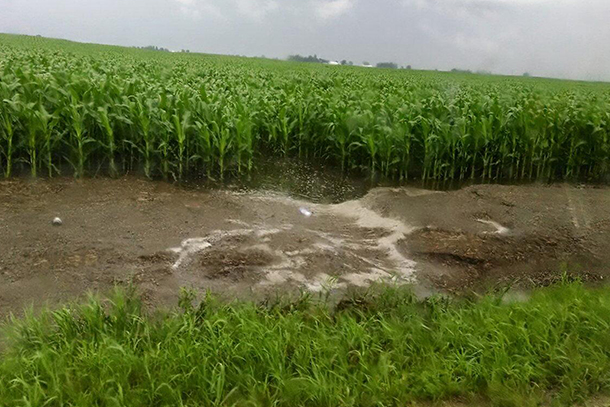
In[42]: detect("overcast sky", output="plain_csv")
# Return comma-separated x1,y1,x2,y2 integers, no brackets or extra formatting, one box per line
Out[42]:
1,0,609,81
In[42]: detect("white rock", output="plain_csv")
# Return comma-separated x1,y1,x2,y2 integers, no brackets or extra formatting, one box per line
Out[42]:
52,217,63,226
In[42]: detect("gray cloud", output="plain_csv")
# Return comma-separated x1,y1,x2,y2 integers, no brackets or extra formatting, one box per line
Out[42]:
315,0,355,19
0,0,608,81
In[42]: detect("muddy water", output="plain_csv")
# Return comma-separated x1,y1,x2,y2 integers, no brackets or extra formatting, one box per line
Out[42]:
165,191,420,295
183,156,575,205
1,176,610,315
182,158,372,204
181,156,476,204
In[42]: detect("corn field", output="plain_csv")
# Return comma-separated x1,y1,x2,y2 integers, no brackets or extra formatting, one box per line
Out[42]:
1,34,609,182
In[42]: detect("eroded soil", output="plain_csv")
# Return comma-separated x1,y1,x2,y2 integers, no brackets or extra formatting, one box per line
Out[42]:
1,177,609,314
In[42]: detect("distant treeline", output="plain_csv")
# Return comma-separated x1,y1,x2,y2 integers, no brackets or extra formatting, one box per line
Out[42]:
376,62,413,69
138,46,170,52
287,54,329,64
135,46,191,53
450,68,532,77
450,68,493,75
288,55,412,69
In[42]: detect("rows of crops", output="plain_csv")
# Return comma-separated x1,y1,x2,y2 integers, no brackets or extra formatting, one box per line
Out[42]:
1,34,609,182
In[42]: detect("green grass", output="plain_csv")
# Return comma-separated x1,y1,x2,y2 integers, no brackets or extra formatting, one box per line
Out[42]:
1,33,609,182
2,282,610,406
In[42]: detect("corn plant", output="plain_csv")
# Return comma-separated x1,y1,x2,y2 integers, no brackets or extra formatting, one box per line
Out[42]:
64,95,91,178
95,106,118,177
0,95,20,177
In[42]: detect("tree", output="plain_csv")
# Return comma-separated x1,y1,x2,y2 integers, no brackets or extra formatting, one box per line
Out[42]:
376,62,398,69
451,68,472,74
341,60,347,65
523,72,531,77
288,54,328,64
139,45,170,52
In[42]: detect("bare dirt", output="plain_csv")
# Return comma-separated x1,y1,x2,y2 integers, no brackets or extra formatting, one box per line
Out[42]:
1,177,610,315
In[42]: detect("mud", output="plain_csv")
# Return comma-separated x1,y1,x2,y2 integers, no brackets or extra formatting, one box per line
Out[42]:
1,177,609,314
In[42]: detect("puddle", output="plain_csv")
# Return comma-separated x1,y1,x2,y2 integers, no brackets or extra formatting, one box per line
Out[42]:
178,156,573,206
166,192,419,292
328,199,417,279
169,238,212,270
477,219,511,236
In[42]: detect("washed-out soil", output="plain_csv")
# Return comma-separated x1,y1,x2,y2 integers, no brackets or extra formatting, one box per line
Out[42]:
1,177,609,315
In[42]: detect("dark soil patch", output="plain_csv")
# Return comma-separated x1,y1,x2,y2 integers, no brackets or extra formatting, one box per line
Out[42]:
199,249,277,281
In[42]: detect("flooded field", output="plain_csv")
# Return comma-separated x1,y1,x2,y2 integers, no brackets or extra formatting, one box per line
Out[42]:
2,174,610,315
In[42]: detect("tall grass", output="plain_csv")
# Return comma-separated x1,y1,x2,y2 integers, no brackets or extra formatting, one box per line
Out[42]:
1,34,609,182
2,282,610,406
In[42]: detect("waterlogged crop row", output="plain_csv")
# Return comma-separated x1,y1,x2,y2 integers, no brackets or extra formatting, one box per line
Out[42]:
1,34,609,181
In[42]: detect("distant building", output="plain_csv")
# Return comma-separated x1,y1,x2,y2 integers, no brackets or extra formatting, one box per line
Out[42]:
327,60,340,65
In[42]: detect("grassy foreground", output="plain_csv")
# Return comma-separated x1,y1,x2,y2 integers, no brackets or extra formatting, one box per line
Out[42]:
1,283,610,406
